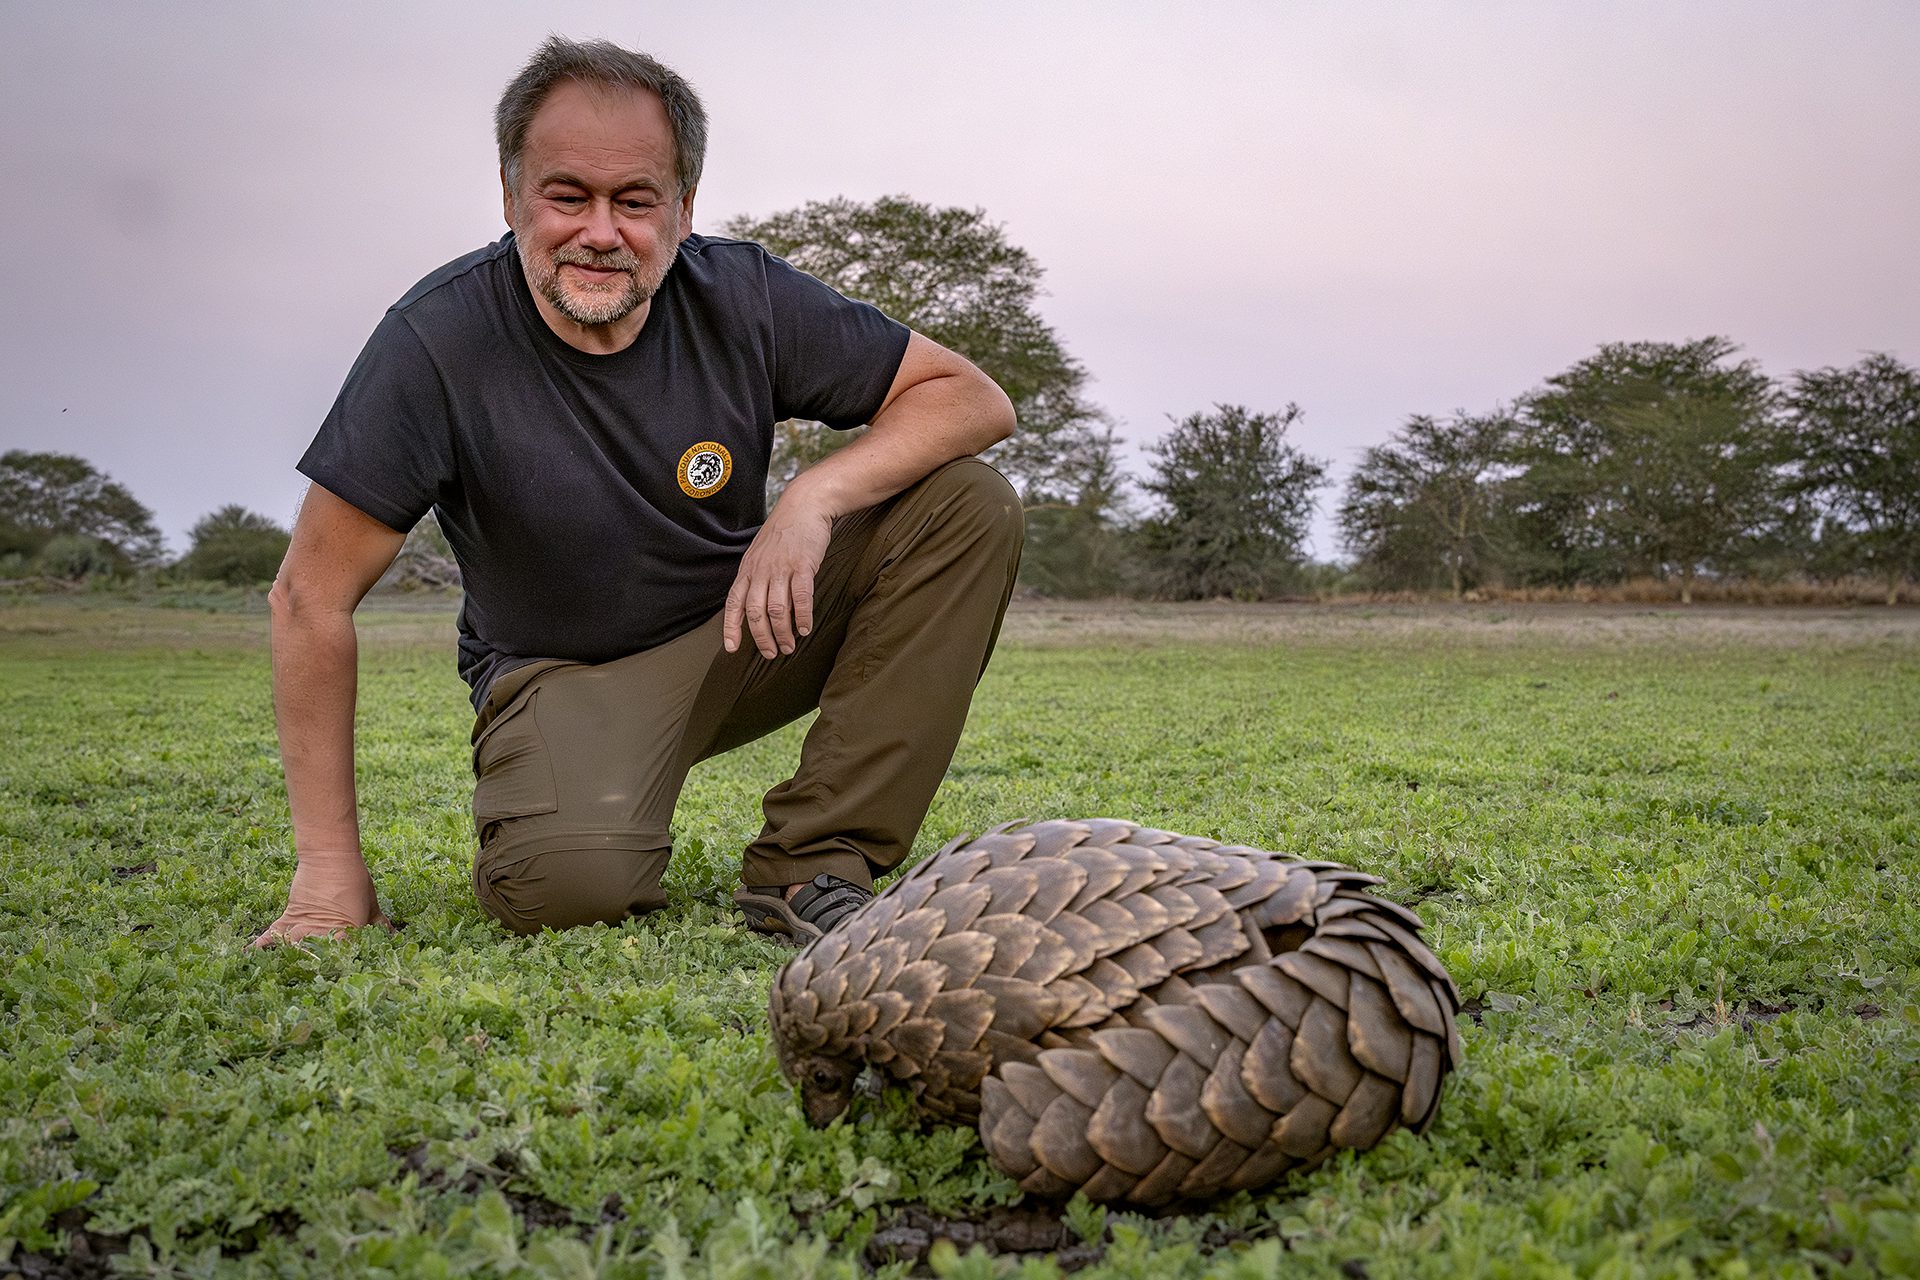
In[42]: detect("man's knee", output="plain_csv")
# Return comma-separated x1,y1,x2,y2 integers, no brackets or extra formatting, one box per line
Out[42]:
473,842,670,936
919,457,1024,553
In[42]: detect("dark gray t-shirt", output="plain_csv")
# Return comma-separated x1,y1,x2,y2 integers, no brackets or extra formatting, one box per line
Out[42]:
299,232,910,706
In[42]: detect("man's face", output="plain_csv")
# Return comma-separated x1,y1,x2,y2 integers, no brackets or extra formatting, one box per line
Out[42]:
502,79,696,349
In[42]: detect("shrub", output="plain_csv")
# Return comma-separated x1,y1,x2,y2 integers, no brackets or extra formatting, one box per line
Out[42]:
33,533,129,581
179,506,291,586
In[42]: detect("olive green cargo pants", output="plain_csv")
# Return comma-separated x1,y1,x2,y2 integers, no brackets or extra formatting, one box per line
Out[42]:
468,458,1023,935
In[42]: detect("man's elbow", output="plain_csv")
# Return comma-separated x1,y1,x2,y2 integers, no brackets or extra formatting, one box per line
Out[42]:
268,568,355,636
975,374,1016,449
267,570,298,626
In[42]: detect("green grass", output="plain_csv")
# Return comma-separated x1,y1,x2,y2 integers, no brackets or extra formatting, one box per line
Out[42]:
2,599,1917,1278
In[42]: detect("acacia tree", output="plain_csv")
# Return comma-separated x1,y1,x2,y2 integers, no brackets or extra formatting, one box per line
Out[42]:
1600,391,1792,600
722,195,1115,513
1136,404,1329,600
1788,352,1920,604
1338,411,1515,596
0,450,165,568
1506,338,1786,593
179,505,290,585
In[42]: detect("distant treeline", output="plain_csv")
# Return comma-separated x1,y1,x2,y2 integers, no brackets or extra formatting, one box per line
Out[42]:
0,452,456,593
6,330,1914,608
1010,340,1918,606
7,197,1914,605
0,453,291,588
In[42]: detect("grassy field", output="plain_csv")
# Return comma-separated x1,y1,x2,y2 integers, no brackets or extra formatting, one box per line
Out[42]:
2,596,1917,1278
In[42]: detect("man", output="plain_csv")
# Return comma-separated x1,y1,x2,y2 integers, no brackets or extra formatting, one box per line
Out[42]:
253,37,1021,947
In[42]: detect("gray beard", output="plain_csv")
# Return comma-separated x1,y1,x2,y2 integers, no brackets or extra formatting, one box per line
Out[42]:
517,236,675,327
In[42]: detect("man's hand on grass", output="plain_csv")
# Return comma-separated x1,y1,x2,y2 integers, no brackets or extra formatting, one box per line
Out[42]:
251,851,393,947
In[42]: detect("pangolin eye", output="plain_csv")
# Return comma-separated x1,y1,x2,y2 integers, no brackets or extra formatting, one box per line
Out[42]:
811,1066,838,1088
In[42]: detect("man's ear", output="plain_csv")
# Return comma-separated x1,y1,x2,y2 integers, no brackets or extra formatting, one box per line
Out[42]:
677,184,697,240
501,166,516,229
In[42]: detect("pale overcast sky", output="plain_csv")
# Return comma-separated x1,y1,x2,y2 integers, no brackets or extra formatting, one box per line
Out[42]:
3,2,1916,558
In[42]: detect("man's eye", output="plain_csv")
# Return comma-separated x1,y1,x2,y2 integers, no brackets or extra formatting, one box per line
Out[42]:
552,196,586,206
622,201,656,212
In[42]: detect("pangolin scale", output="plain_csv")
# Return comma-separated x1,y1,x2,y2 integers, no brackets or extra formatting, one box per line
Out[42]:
767,819,1462,1206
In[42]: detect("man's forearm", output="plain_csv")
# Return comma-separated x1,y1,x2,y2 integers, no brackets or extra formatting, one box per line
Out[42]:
271,604,363,859
786,370,1014,519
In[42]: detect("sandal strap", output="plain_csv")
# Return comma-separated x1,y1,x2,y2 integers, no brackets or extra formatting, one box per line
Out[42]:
788,874,872,933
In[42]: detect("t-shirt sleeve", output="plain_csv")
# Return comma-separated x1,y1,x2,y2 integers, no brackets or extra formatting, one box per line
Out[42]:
763,253,912,430
296,311,455,533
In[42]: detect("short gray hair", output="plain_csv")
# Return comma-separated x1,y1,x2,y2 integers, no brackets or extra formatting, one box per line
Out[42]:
495,36,708,196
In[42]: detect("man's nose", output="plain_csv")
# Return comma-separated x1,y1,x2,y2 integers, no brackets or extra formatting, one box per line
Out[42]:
579,199,620,249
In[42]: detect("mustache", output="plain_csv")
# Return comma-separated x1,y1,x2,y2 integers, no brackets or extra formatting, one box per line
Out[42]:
552,247,640,272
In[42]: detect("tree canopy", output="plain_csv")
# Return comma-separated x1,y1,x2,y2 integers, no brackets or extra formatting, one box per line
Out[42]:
1505,338,1786,593
1339,412,1515,597
0,450,165,568
1137,404,1328,600
723,195,1113,510
1788,352,1920,604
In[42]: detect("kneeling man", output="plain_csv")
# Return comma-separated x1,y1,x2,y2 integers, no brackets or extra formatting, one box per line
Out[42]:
254,37,1021,947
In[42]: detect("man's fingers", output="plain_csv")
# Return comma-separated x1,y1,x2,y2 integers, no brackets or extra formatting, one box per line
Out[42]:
792,571,815,639
742,576,777,659
250,916,341,949
722,575,748,653
728,505,830,659
764,582,794,654
251,903,394,949
249,918,382,949
740,568,812,659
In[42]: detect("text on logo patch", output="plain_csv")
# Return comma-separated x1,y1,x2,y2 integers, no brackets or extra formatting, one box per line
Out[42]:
677,442,732,499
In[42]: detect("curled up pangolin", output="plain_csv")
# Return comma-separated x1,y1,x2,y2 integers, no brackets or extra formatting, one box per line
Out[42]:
767,819,1462,1207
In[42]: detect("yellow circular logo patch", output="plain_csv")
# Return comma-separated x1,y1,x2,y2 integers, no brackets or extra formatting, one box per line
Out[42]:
677,442,732,499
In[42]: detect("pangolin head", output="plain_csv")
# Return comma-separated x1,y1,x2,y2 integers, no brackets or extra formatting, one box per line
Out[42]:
768,963,864,1127
789,1053,862,1127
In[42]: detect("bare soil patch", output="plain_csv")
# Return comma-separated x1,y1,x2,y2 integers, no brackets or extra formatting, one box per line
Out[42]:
5,596,1915,659
998,599,1920,651
862,1203,1269,1275
0,595,458,654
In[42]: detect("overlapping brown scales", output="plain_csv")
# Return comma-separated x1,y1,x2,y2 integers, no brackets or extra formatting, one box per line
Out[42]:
1191,912,1252,968
974,913,1046,975
1242,1019,1306,1113
767,819,1462,1207
1092,1026,1176,1085
925,880,993,934
1031,1095,1101,1183
1143,1052,1214,1157
1192,983,1266,1043
923,931,994,988
1201,1043,1271,1149
881,908,945,965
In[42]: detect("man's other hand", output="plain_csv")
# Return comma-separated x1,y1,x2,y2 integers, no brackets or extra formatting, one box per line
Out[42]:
724,489,833,658
251,852,393,947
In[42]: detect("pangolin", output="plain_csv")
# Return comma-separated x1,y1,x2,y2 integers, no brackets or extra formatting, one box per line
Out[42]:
767,819,1462,1206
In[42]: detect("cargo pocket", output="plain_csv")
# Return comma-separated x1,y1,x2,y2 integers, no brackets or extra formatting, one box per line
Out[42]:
471,684,559,845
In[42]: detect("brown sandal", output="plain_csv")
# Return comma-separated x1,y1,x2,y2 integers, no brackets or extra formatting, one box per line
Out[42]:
735,874,872,942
